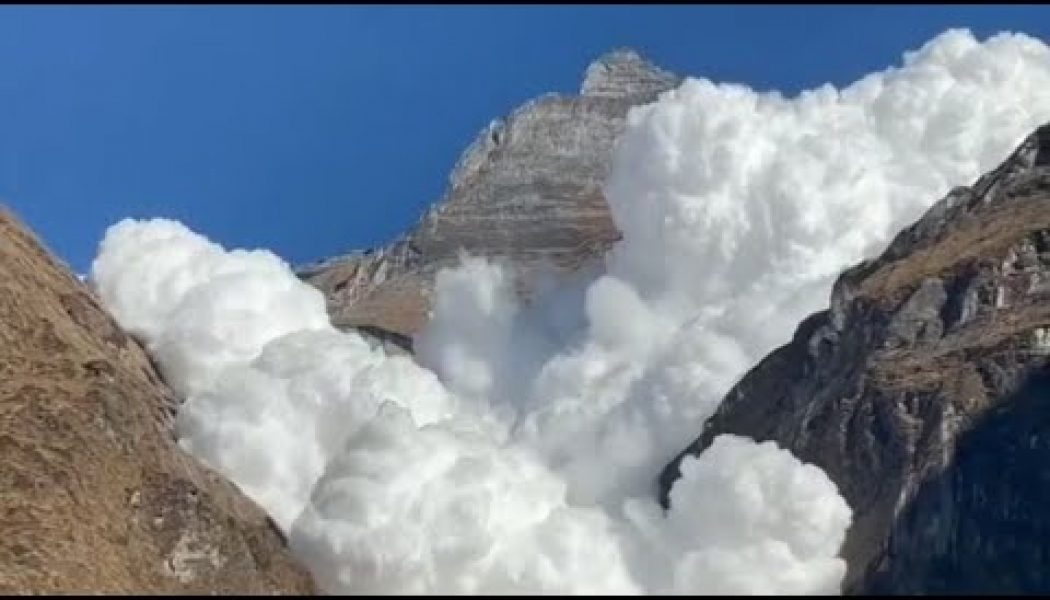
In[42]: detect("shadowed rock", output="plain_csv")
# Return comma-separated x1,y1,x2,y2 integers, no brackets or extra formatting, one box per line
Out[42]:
660,124,1050,594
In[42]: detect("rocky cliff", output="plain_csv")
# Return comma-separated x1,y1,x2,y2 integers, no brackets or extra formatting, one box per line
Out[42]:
299,49,680,337
660,124,1050,594
0,208,314,594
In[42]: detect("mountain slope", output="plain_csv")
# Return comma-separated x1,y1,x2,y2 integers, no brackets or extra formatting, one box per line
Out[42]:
0,208,314,593
299,50,679,337
660,124,1050,594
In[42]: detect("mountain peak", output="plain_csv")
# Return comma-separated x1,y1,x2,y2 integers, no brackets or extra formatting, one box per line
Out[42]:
581,47,680,99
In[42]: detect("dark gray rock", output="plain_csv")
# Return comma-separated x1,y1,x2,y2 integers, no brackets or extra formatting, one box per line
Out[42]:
885,278,947,348
659,124,1050,594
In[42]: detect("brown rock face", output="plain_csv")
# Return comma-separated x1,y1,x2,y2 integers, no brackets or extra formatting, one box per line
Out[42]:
659,125,1050,594
0,207,314,594
299,50,680,337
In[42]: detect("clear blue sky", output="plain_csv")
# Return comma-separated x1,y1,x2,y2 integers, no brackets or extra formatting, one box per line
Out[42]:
3,5,1050,273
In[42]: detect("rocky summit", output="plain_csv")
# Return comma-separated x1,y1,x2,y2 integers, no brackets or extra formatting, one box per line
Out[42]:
298,49,680,338
0,208,314,594
660,124,1050,594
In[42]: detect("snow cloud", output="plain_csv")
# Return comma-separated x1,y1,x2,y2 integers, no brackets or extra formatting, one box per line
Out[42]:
90,28,1050,594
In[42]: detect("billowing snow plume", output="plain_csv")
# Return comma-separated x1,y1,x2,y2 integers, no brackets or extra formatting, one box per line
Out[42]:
92,217,848,594
90,28,1050,595
92,219,458,529
415,28,1050,507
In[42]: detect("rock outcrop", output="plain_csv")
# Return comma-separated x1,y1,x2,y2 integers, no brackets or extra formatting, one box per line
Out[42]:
660,125,1050,594
0,208,314,594
299,49,679,336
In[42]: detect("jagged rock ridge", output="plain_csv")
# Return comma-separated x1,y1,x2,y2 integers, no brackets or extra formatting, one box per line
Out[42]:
299,49,680,336
660,124,1050,594
0,208,314,594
